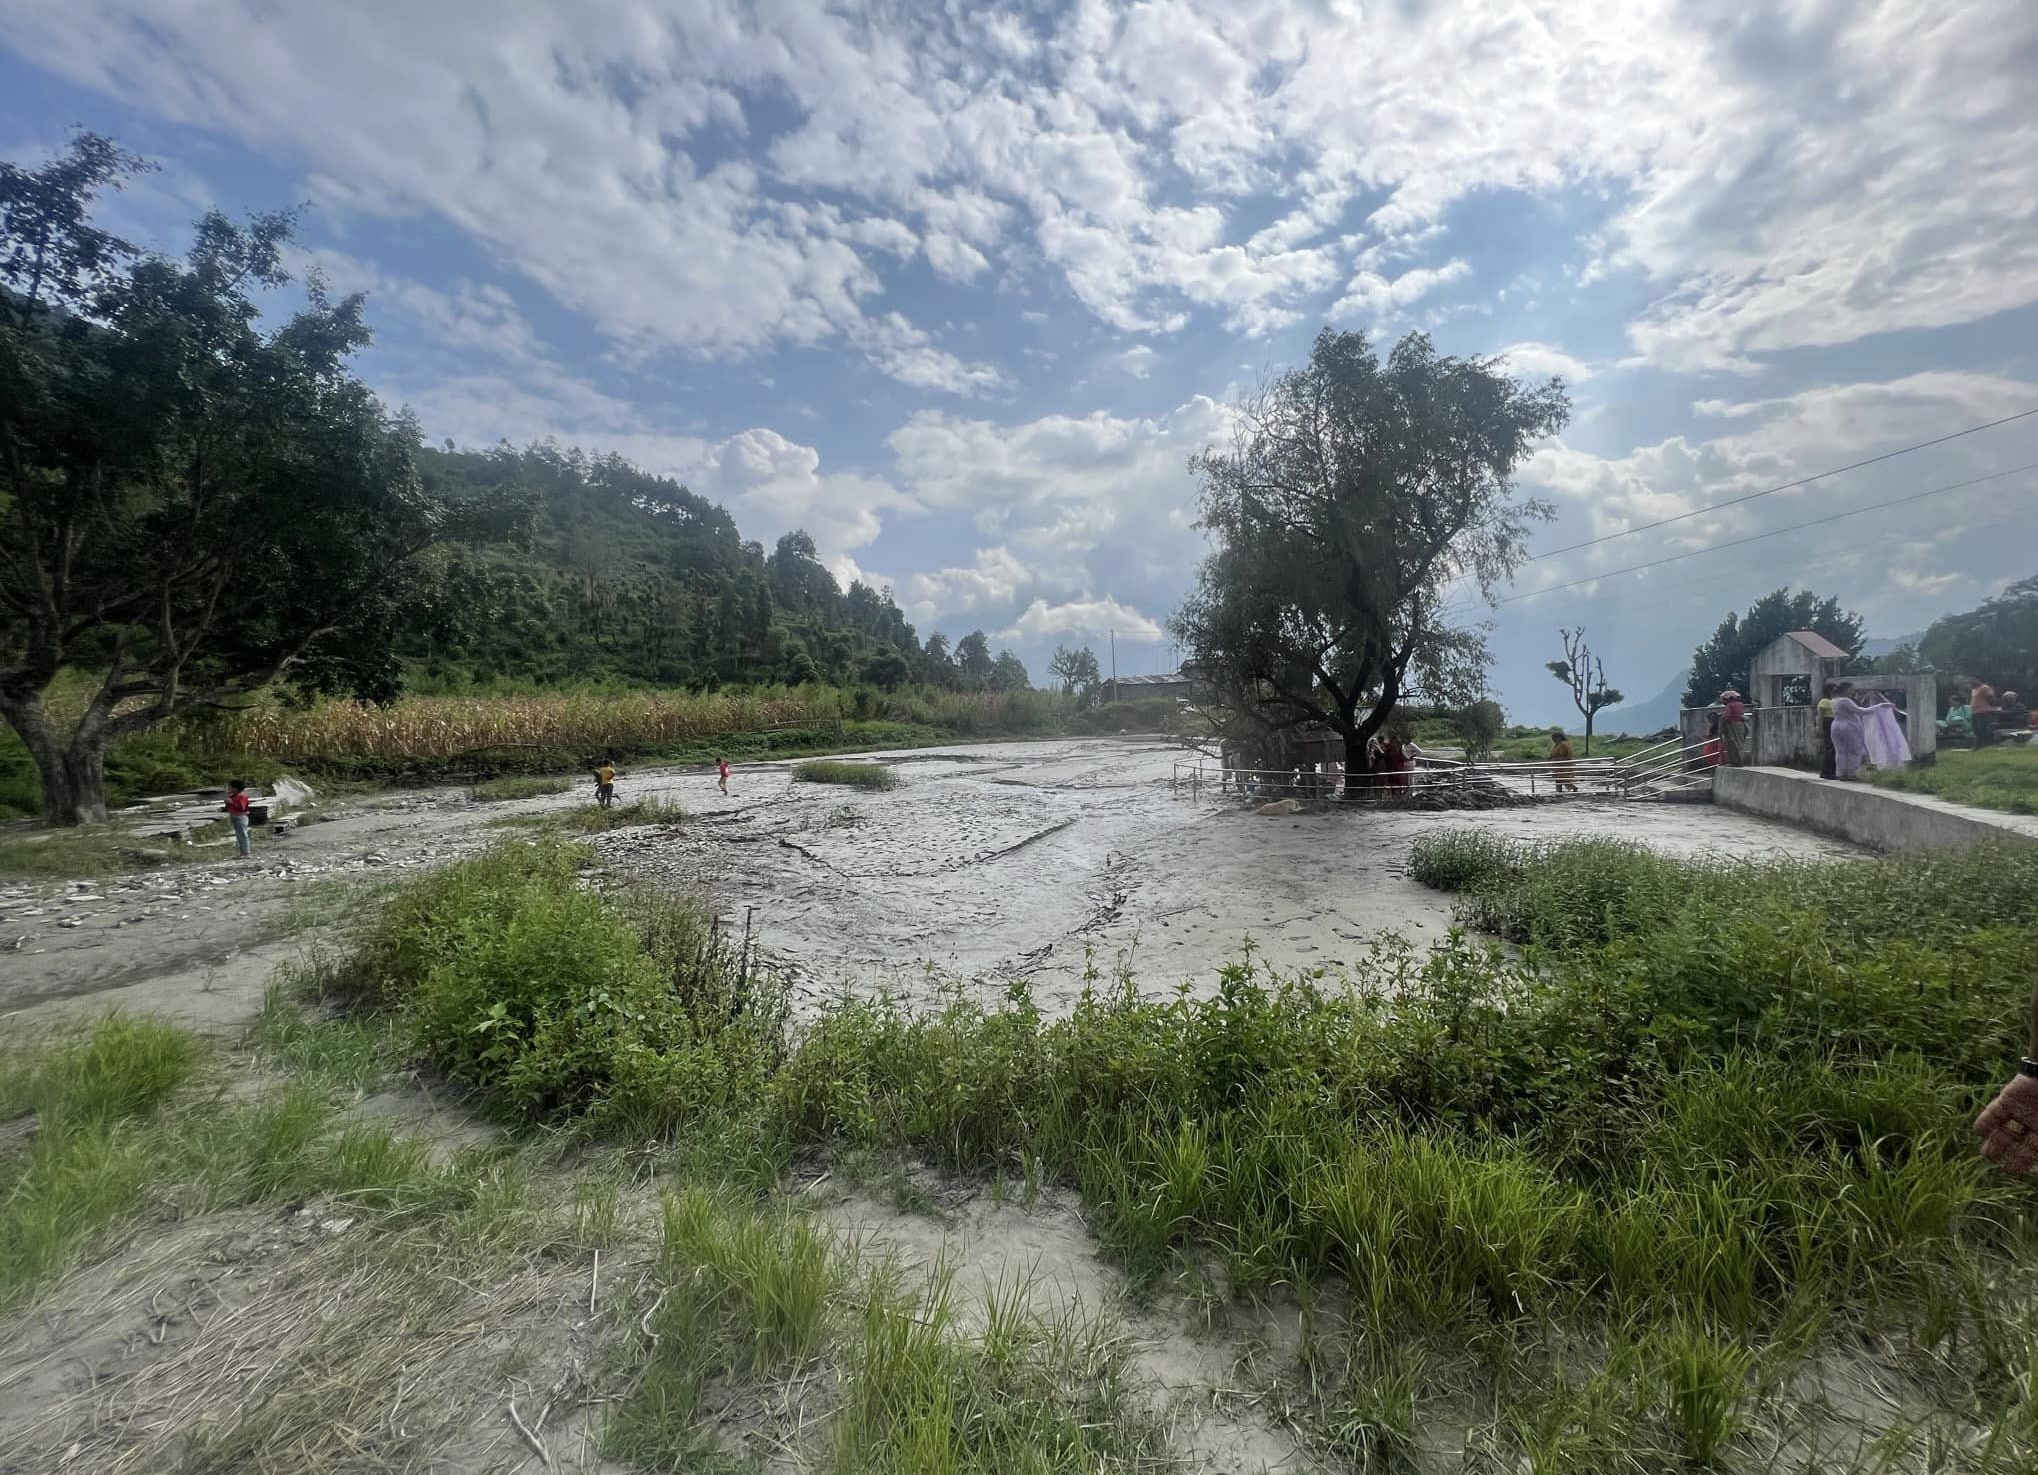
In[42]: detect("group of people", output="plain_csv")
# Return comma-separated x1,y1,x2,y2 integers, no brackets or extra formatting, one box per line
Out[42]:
1945,682,2034,747
590,755,733,807
1817,680,1908,781
1363,734,1423,791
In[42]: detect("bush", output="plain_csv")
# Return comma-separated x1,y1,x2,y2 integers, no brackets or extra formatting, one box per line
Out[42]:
794,759,899,790
467,775,573,802
337,840,784,1136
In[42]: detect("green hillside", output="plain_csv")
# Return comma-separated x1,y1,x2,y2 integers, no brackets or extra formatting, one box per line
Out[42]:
404,443,939,692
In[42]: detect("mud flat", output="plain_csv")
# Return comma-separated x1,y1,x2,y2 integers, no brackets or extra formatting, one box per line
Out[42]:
594,737,1860,1015
0,736,1857,1035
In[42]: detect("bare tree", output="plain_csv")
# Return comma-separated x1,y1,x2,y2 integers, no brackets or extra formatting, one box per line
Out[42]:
1546,627,1624,756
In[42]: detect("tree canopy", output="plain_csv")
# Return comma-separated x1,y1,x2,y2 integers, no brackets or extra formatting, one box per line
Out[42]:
1918,573,2038,697
1048,645,1102,705
0,134,956,824
1682,589,1865,707
1,135,491,824
1170,328,1567,782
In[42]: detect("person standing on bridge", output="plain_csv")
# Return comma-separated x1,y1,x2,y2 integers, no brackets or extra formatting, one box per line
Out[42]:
1548,729,1578,793
1817,681,1839,779
1718,689,1749,766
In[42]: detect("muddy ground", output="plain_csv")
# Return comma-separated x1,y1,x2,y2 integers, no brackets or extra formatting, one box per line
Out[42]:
2,735,1856,1036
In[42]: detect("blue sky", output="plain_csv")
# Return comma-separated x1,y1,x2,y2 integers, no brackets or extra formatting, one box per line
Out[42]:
5,0,2037,725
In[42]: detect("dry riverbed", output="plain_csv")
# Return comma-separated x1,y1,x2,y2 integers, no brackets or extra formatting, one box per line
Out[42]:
2,735,1856,1035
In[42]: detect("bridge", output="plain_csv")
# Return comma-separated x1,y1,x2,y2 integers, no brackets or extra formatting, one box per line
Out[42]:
1170,732,1718,805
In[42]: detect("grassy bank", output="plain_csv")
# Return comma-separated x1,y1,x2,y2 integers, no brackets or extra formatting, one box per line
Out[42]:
197,833,2038,1464
13,830,2035,1465
1872,743,2038,816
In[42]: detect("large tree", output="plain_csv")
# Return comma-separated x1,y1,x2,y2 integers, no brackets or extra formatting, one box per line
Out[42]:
953,629,995,689
1919,573,2038,696
989,649,1030,691
1048,644,1102,705
1170,329,1567,786
0,136,491,824
1682,588,1865,708
1546,626,1624,756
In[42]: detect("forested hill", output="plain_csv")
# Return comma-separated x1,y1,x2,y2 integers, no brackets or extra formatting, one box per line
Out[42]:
404,442,1016,692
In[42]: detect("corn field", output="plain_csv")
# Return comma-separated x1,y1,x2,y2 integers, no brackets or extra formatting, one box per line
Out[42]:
211,685,1065,760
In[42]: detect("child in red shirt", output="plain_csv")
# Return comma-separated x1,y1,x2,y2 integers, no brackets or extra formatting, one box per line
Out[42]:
717,757,731,795
223,779,253,859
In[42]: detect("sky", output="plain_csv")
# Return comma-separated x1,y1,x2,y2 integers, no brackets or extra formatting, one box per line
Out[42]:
4,0,2037,727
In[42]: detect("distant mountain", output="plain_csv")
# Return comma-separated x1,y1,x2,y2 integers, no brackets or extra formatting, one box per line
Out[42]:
1598,667,1692,737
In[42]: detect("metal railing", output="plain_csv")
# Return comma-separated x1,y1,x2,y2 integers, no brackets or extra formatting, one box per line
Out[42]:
1171,736,1729,804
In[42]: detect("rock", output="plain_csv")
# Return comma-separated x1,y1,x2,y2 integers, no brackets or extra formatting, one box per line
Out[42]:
58,917,84,928
1256,798,1303,815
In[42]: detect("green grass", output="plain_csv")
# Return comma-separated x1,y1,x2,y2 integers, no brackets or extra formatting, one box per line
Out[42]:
466,774,574,802
0,819,234,879
543,795,689,833
1872,743,2038,816
793,758,900,790
26,830,2022,1465
0,1013,535,1310
606,1188,1169,1473
1493,732,1660,762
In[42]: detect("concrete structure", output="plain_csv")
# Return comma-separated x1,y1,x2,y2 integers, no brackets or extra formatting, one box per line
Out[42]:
1679,631,1937,768
1714,766,2038,853
1682,702,1816,767
1749,629,1849,710
1102,672,1194,703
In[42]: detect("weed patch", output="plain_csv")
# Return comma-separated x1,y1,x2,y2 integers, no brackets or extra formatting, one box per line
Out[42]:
467,773,574,802
793,758,900,791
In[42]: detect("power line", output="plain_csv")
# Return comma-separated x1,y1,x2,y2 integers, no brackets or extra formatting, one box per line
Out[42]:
1498,461,2038,607
1526,406,2038,561
1500,495,2038,625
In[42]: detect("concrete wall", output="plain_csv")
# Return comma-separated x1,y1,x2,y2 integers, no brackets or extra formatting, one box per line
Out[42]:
1713,766,2038,853
1680,704,1817,766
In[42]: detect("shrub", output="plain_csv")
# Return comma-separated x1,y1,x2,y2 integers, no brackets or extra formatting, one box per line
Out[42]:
466,775,572,802
338,840,784,1137
794,759,899,790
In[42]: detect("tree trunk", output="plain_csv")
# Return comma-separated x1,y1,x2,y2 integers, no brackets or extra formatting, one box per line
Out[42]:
1583,713,1595,758
0,689,109,826
1343,729,1370,799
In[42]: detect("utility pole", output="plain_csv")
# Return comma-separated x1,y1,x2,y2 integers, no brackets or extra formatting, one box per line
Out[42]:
1108,627,1117,699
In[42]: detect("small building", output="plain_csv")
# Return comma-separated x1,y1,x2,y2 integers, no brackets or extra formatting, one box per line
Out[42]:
1101,672,1194,704
1749,630,1850,710
1678,630,1936,767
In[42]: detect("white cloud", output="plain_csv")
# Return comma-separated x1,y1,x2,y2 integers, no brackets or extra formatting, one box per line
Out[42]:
897,547,1032,626
289,247,545,364
1517,370,2038,582
17,0,2035,371
886,396,1227,545
999,596,1164,644
1495,342,1596,384
1116,345,1156,378
1331,260,1470,321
